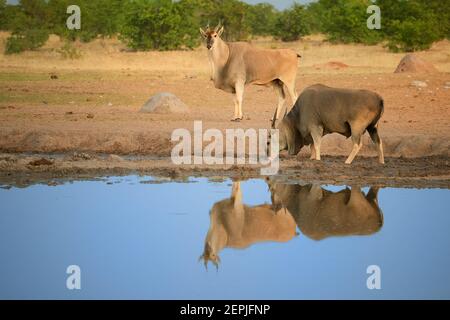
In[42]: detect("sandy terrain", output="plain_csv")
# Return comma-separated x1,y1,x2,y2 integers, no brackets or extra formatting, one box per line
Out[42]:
0,33,449,187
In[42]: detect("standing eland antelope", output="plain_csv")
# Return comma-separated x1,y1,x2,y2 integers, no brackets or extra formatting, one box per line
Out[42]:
199,24,301,122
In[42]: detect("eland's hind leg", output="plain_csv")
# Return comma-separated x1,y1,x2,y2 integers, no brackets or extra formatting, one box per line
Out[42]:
286,81,298,106
280,77,298,110
368,126,385,164
272,80,286,121
345,127,364,165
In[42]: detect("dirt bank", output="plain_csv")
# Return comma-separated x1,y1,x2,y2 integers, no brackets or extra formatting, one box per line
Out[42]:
0,153,448,189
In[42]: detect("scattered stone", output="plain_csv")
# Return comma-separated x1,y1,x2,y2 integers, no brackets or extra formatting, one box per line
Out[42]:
313,61,349,70
71,152,92,161
107,154,124,161
410,80,428,88
394,54,438,73
28,158,54,166
107,102,113,107
140,92,189,114
444,82,450,90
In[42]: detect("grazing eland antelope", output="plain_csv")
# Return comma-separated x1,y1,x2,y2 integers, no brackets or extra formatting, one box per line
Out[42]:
272,84,385,164
199,181,297,269
268,182,384,240
200,24,301,122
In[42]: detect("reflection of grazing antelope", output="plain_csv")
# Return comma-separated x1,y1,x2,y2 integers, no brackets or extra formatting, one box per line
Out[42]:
269,182,383,240
200,182,297,269
199,24,300,121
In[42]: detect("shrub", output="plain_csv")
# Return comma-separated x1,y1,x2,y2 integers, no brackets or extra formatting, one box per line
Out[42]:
199,0,252,41
246,3,279,37
386,20,441,52
274,4,311,42
5,29,49,54
320,0,382,45
379,0,443,52
120,0,199,51
57,41,82,59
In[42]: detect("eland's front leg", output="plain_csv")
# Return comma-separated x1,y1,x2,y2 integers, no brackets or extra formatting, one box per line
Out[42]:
345,133,363,164
310,126,323,161
232,81,245,121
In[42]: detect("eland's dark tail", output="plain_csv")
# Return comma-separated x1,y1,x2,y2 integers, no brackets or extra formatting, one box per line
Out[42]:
370,98,384,129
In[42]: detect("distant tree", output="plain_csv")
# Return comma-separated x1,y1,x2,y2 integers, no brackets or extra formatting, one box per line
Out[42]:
120,0,199,51
274,4,311,42
247,3,279,37
304,1,326,33
4,0,49,54
2,0,448,54
0,0,6,30
424,0,450,40
379,0,443,51
320,0,383,45
199,0,252,41
5,29,49,54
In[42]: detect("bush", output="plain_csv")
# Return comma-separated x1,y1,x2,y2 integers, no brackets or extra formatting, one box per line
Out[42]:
386,20,441,52
0,0,5,30
1,0,448,53
379,0,443,52
120,0,199,51
200,0,252,41
5,29,49,54
57,41,82,59
320,0,383,45
246,3,279,37
274,4,311,42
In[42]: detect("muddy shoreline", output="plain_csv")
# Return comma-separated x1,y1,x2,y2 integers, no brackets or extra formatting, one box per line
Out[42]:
0,153,448,189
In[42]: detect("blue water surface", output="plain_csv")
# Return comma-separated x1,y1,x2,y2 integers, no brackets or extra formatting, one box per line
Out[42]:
0,177,449,299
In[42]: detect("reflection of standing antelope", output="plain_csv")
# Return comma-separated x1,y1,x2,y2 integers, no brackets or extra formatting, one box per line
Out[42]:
269,183,383,240
200,182,297,269
199,24,300,122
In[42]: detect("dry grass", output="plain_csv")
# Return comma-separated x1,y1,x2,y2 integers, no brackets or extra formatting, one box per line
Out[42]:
1,32,450,74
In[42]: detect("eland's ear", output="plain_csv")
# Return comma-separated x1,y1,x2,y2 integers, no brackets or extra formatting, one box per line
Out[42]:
217,26,224,37
199,28,207,38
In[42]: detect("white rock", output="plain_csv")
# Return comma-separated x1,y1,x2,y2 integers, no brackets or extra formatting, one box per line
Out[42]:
411,80,428,88
140,92,189,114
